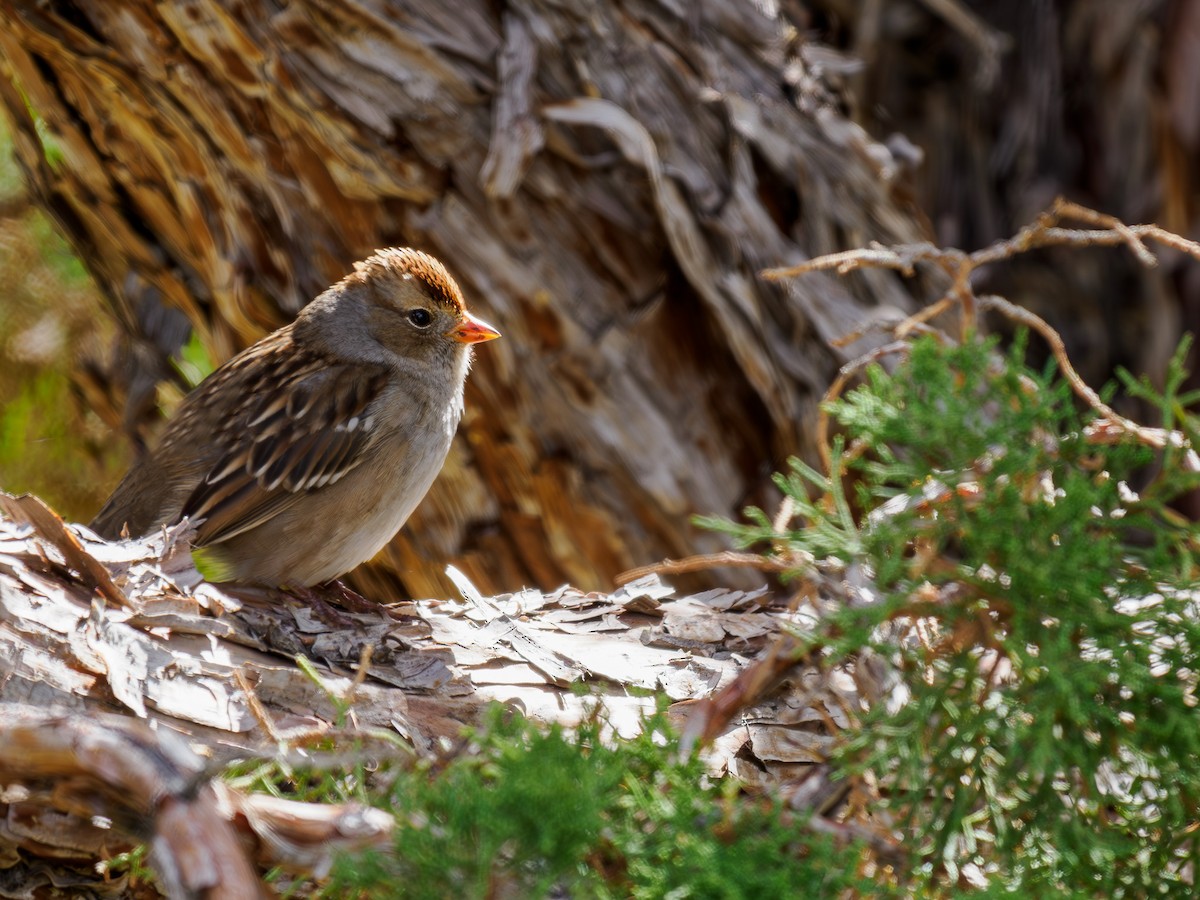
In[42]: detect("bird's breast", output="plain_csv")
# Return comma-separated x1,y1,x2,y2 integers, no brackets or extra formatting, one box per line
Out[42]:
291,401,459,582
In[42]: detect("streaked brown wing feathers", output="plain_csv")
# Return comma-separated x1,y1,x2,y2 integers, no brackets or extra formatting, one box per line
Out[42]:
181,362,389,546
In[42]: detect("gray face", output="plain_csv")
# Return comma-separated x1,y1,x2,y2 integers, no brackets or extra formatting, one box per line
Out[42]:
362,272,468,370
295,252,474,378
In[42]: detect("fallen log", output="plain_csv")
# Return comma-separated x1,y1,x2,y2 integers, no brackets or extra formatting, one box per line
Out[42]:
0,492,854,894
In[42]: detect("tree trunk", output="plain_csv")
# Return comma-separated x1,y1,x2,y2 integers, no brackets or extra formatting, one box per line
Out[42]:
805,0,1199,389
0,1,923,598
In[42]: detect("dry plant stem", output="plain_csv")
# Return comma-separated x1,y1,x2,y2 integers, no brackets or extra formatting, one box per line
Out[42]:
615,551,794,585
346,642,375,701
831,316,945,349
979,294,1199,468
770,494,797,559
236,668,284,743
813,694,851,735
679,632,809,753
236,669,334,746
894,294,963,339
771,495,795,534
765,199,1200,474
763,196,1200,284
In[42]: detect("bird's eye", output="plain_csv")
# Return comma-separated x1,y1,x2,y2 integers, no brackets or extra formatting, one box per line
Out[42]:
407,308,432,328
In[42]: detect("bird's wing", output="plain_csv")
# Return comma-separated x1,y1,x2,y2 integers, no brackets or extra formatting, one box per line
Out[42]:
181,362,391,548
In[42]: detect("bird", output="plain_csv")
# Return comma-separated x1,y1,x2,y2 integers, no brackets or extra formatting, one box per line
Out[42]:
91,248,500,588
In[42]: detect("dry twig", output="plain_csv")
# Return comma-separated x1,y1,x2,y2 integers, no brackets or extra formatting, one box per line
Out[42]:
615,551,796,585
764,198,1200,475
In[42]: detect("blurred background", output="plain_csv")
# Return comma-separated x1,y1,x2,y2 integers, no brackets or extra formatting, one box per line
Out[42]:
0,0,1196,596
0,117,125,519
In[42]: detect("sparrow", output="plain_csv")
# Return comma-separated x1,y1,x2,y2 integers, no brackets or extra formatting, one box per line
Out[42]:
90,248,500,587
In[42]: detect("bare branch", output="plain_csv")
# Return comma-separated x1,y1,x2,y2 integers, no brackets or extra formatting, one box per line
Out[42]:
616,551,795,584
765,200,1200,473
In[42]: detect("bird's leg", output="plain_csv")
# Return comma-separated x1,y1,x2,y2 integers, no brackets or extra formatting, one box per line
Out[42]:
194,580,356,628
205,582,276,607
283,583,358,628
320,580,379,614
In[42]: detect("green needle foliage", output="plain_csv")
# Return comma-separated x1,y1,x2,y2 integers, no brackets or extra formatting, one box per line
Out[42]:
710,333,1200,896
326,706,867,899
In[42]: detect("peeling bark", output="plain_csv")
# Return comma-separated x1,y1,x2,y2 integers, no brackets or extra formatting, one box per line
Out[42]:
0,1,923,597
0,493,855,895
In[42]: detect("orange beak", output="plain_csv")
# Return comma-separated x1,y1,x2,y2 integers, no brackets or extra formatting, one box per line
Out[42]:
449,312,502,344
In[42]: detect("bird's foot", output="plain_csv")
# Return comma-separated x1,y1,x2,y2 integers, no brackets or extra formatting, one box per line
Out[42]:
318,580,379,615
283,583,359,628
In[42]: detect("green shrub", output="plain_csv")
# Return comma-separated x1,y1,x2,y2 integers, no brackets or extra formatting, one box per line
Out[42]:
709,333,1200,896
326,706,867,899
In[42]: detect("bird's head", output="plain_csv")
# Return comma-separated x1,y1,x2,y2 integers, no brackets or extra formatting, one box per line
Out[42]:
301,247,501,371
